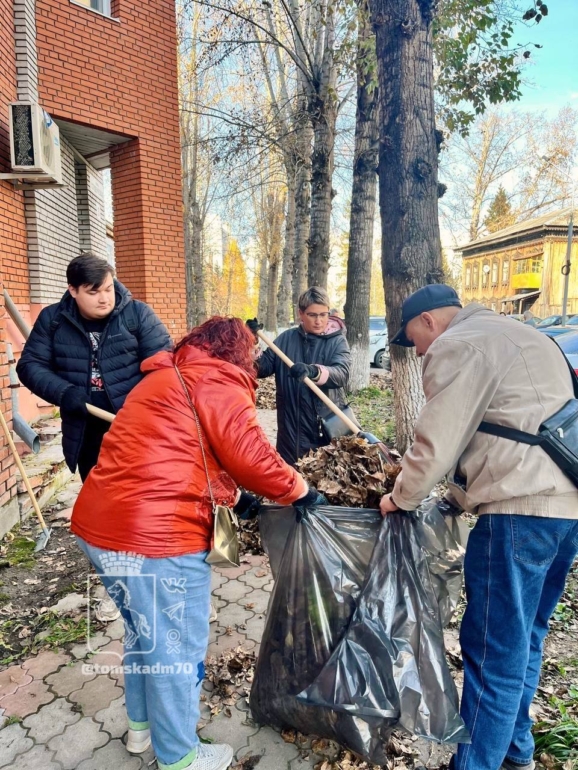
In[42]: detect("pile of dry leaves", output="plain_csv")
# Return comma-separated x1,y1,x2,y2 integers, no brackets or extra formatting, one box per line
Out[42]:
297,436,401,508
255,379,276,409
238,517,262,555
201,645,256,722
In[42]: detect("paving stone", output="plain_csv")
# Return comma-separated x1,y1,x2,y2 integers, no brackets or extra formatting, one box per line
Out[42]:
0,722,33,768
105,617,125,641
76,739,143,769
241,569,272,590
211,570,227,592
0,666,32,699
46,661,95,696
89,639,125,671
263,580,274,593
23,697,81,743
69,630,110,660
69,674,123,716
94,694,128,739
244,614,267,645
240,724,301,767
199,702,260,752
48,717,108,769
214,562,251,580
22,650,70,680
214,579,253,603
209,630,255,654
0,678,54,718
240,587,270,615
7,744,62,770
218,601,254,629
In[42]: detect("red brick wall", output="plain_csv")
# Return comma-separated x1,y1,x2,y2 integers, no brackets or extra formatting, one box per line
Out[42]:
1,0,28,508
35,0,186,339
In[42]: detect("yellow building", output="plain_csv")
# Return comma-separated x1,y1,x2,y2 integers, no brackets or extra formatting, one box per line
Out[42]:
459,208,578,317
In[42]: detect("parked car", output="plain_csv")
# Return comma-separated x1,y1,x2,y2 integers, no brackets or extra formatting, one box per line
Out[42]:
535,314,576,329
369,316,389,369
507,314,543,324
538,315,578,337
555,330,578,375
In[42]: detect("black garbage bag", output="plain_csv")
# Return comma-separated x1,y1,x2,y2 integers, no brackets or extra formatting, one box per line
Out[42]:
251,501,468,763
298,508,470,745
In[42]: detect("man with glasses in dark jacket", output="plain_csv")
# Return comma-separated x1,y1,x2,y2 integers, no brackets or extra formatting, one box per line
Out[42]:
248,286,351,465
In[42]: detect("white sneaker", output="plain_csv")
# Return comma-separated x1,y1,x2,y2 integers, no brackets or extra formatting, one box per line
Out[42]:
185,742,234,770
126,727,151,754
209,602,218,623
95,594,121,622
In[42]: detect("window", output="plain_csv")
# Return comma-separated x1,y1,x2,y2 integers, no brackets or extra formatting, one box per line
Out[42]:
473,262,479,289
465,264,471,289
502,259,510,285
492,259,499,286
514,258,543,275
491,302,497,312
72,0,112,16
482,262,489,288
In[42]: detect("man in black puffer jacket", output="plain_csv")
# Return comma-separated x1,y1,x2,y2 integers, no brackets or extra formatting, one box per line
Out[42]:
17,254,171,479
249,287,351,465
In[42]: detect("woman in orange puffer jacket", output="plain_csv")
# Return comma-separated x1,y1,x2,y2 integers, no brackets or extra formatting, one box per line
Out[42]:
71,316,325,770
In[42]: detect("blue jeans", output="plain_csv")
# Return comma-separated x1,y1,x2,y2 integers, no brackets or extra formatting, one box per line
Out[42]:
455,514,578,770
76,537,211,770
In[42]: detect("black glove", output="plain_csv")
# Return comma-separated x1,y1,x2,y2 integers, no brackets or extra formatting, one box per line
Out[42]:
61,386,88,416
357,430,381,444
293,486,328,509
246,318,263,336
290,362,319,382
234,491,261,520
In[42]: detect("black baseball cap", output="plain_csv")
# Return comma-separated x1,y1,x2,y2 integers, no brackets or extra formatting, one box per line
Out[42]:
391,284,462,347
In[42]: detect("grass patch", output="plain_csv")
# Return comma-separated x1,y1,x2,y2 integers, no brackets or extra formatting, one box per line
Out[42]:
534,688,578,766
348,386,394,443
3,716,22,727
34,614,89,647
4,536,36,568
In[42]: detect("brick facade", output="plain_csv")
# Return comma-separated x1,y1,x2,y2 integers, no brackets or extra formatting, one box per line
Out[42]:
35,0,186,339
0,0,186,534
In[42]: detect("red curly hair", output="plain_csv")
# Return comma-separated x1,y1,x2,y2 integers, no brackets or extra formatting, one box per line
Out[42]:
174,316,257,377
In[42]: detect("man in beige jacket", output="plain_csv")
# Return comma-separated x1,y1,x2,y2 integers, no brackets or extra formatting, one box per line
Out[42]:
380,285,578,770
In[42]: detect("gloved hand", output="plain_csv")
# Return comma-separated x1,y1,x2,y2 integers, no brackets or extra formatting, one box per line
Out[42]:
234,491,261,520
290,362,319,382
61,386,88,416
293,486,328,509
357,430,381,444
246,318,263,336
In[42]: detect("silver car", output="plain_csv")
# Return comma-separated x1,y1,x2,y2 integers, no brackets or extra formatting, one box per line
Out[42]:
369,316,389,368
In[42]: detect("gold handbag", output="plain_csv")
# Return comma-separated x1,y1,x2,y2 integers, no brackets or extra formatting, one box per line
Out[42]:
174,365,240,568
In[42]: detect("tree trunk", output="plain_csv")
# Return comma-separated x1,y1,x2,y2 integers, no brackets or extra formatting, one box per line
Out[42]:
257,252,269,322
371,0,443,453
292,121,313,315
277,171,295,326
344,8,379,394
266,258,279,331
190,200,207,325
307,9,337,289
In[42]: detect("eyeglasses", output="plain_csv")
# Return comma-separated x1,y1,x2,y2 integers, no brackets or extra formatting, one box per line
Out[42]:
305,312,330,320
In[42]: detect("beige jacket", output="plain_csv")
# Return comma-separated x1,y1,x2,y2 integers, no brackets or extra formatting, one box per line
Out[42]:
392,304,578,518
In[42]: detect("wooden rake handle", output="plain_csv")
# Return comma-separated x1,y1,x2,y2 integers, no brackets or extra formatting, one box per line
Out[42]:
86,404,115,423
0,407,48,530
257,330,360,435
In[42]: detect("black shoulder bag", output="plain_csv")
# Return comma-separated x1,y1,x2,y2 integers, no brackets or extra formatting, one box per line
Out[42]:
478,338,578,488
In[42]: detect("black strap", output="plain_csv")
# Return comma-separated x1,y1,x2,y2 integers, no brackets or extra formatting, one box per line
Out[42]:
478,421,544,445
479,335,578,443
49,312,62,334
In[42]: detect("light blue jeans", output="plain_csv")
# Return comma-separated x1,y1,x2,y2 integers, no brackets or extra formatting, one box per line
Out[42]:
76,537,211,770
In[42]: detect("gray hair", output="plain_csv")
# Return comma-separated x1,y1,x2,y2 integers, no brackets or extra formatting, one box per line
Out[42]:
298,286,331,311
523,310,533,320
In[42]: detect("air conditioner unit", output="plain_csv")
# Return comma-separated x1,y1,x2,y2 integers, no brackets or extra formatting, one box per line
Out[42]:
0,102,63,186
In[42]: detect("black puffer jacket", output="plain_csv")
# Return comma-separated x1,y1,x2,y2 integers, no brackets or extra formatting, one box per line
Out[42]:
17,281,171,472
257,326,351,464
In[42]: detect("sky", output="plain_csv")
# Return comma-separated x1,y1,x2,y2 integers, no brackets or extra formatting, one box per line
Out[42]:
512,0,578,113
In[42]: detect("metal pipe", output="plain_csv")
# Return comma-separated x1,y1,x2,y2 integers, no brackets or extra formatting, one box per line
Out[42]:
561,211,574,327
7,343,40,453
3,289,31,340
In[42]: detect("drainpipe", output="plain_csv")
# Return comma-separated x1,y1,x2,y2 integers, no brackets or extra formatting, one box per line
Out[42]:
6,344,40,454
3,289,31,340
